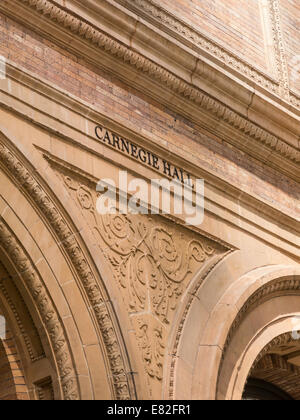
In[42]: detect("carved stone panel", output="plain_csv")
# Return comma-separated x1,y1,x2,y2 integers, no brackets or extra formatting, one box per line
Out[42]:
51,162,228,397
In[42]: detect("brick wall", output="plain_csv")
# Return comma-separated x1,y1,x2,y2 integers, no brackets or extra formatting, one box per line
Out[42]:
157,0,268,71
279,0,300,93
0,12,298,218
0,327,29,400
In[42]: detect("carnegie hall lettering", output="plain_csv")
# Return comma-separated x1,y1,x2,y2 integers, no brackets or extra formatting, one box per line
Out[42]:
95,125,194,189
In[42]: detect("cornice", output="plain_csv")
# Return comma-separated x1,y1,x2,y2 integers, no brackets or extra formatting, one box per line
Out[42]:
223,276,300,361
1,0,299,167
114,0,300,108
1,60,300,249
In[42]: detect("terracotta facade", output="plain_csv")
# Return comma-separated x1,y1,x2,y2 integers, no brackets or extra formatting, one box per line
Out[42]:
0,0,299,400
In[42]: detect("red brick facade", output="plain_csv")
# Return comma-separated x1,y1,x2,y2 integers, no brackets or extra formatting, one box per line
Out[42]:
279,0,300,93
157,0,267,71
0,0,298,400
0,12,298,218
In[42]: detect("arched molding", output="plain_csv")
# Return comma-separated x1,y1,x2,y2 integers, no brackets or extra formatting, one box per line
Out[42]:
251,332,300,369
0,218,79,400
215,267,300,399
170,264,300,400
222,272,300,359
223,317,299,400
0,128,134,399
0,261,45,365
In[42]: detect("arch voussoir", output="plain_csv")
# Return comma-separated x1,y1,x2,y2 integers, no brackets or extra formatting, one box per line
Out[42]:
0,133,133,400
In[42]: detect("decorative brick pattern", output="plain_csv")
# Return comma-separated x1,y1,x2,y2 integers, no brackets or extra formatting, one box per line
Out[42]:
155,0,268,71
279,0,300,94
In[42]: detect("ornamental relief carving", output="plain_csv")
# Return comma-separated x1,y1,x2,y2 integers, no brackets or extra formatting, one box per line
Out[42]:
0,140,132,400
54,167,227,386
133,315,166,382
0,219,78,400
63,174,219,324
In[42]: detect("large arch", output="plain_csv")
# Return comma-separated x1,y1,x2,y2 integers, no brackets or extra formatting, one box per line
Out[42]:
0,219,79,399
170,264,300,400
0,128,135,399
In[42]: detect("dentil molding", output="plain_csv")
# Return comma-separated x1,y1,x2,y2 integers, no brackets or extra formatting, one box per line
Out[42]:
116,0,280,91
115,0,297,102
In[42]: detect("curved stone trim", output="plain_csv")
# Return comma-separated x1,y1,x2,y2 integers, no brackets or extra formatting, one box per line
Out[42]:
0,219,79,400
13,0,299,163
222,277,300,361
168,253,231,399
0,262,44,362
250,333,297,373
0,140,132,399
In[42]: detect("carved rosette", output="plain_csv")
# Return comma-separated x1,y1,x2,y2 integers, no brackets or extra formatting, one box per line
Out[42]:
0,141,132,400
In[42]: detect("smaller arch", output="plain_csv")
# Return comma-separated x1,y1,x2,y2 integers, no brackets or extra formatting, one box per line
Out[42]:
172,264,300,400
242,378,293,400
224,317,300,400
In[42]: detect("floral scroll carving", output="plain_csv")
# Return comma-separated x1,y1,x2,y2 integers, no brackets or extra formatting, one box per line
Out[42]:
136,317,165,381
64,176,216,325
60,171,227,388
